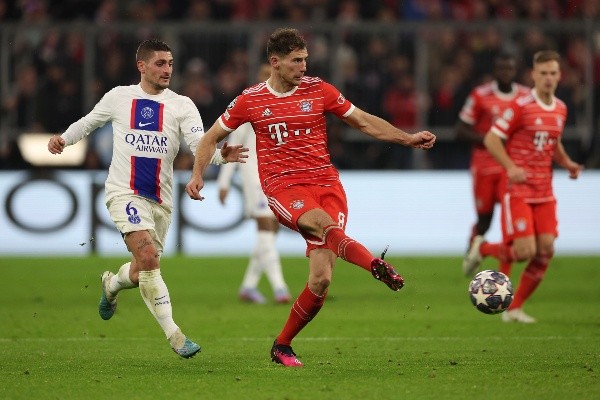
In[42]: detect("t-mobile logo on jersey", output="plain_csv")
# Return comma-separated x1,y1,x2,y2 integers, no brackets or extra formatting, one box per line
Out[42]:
533,131,549,151
268,122,311,145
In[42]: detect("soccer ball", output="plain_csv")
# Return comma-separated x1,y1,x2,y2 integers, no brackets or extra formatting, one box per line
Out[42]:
468,270,513,314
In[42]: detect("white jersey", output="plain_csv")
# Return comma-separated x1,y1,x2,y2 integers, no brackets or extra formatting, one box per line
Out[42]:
217,122,273,218
61,84,224,211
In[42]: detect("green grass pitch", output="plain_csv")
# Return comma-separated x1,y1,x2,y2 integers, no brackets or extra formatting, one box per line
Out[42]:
0,255,598,399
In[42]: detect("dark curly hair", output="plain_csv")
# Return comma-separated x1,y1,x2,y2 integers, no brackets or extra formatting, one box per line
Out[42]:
266,28,307,58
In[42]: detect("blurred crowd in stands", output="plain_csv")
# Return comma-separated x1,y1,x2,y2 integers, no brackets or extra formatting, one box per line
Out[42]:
1,0,599,170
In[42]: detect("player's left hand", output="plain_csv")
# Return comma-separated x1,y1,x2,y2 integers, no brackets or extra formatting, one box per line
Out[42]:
220,141,248,163
411,131,436,150
566,161,583,180
48,135,66,154
185,176,205,201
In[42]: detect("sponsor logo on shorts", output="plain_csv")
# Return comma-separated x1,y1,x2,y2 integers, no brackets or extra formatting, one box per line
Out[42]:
290,200,304,210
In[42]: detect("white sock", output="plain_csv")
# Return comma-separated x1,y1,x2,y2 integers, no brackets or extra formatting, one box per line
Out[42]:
257,231,288,292
138,269,179,340
107,262,137,296
240,239,264,289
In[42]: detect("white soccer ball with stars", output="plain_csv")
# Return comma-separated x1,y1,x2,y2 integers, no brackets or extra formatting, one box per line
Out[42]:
468,270,513,314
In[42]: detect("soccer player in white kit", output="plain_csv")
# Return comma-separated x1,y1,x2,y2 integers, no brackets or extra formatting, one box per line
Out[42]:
47,39,247,358
217,64,290,304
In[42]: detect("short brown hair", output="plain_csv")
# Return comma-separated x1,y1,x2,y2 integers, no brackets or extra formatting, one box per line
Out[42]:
266,28,307,58
136,39,171,62
533,50,560,65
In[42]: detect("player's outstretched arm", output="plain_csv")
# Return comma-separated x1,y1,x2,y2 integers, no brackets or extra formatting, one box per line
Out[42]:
343,107,436,149
186,120,231,201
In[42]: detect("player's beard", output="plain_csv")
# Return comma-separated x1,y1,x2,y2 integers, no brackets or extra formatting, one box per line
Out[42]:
155,76,171,90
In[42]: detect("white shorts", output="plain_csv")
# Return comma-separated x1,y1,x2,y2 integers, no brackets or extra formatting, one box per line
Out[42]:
244,181,275,219
106,195,171,253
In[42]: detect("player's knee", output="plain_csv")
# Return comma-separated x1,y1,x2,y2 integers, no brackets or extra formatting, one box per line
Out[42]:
313,278,331,295
514,246,536,262
309,270,332,294
136,247,160,270
537,245,554,260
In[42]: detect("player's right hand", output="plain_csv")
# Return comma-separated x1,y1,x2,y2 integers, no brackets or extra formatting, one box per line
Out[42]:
48,135,66,154
185,177,205,201
507,165,526,183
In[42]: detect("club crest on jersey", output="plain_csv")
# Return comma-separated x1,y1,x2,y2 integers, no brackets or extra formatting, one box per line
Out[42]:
131,99,163,132
337,94,346,105
515,218,527,232
290,200,304,210
298,100,312,112
556,117,563,127
141,107,154,119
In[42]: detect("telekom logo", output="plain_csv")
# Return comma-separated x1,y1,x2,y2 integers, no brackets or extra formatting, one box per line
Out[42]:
268,122,311,145
533,131,549,151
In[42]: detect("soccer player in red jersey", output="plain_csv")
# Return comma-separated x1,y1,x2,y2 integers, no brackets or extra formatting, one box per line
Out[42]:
457,54,530,277
186,28,436,366
463,50,583,323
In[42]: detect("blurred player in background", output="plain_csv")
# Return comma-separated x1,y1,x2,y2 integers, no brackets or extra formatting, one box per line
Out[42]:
186,28,436,366
464,50,583,323
457,53,530,277
47,39,247,357
217,63,291,305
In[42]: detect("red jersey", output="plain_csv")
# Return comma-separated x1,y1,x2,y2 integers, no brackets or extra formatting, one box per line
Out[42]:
459,81,530,174
218,77,354,195
490,89,568,203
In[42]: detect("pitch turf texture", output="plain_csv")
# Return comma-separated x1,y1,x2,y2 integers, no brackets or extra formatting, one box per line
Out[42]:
0,256,598,400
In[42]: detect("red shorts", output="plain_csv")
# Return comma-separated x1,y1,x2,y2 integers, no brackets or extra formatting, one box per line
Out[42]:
472,169,505,214
266,182,348,255
501,194,558,243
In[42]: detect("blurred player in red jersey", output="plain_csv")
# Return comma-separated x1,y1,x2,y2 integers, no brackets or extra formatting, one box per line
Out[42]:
217,63,291,305
456,53,530,277
463,50,583,323
186,28,436,366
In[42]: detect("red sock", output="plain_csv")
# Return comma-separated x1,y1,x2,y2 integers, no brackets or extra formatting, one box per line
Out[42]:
323,225,373,271
499,261,512,276
276,284,327,346
480,242,516,264
510,256,549,310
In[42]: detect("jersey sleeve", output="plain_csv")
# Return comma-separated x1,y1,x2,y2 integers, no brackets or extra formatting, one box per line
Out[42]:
218,94,248,132
321,81,354,118
489,100,521,140
61,88,116,146
179,96,205,157
458,90,480,125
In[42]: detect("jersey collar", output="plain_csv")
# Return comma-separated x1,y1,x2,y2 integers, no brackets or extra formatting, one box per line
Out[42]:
531,88,556,111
